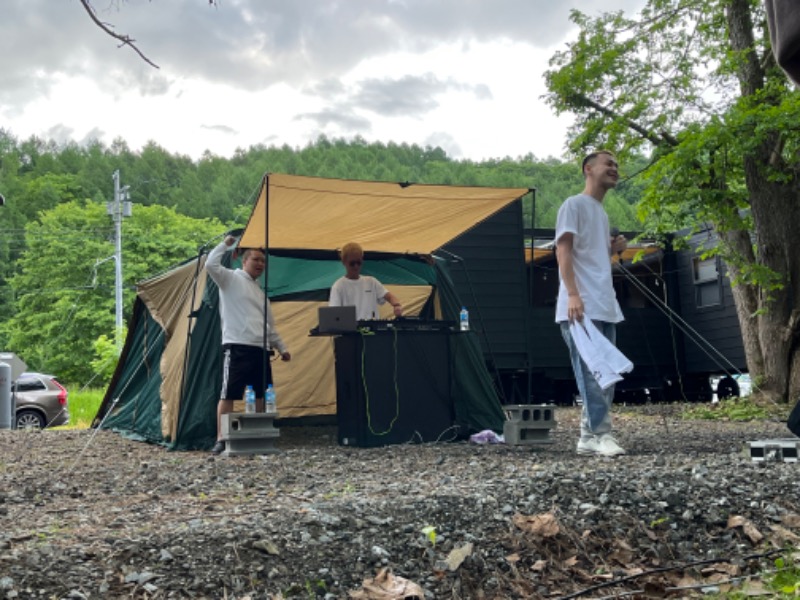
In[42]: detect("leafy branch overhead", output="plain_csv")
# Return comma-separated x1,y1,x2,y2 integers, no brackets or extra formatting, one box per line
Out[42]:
78,0,219,68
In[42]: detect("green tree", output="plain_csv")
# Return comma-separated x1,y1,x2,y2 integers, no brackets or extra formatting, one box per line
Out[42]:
15,173,83,220
1,200,222,385
545,0,800,402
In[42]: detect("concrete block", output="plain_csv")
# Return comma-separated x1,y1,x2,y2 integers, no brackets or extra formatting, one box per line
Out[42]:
503,419,555,445
220,412,281,456
503,404,556,429
221,413,279,439
223,436,280,456
747,438,799,462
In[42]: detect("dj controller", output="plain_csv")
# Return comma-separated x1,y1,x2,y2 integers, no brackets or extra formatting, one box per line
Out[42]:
357,317,456,332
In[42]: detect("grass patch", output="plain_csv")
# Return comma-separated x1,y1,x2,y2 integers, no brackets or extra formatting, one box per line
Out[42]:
58,388,105,430
681,396,788,422
706,550,800,598
767,553,800,596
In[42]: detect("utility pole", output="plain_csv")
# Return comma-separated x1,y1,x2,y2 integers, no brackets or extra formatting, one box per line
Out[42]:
108,171,131,352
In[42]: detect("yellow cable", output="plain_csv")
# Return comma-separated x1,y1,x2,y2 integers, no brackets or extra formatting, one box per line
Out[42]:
361,327,400,436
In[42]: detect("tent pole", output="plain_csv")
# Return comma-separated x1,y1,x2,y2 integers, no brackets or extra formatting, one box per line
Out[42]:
527,188,535,405
262,174,271,399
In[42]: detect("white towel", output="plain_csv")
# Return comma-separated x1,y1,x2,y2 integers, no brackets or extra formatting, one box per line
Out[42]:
570,320,633,390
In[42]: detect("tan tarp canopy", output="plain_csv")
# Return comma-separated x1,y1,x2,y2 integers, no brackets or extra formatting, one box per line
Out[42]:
240,173,531,254
136,175,530,438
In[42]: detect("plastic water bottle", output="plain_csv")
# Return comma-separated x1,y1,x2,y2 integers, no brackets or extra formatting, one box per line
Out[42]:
265,384,277,414
244,385,256,414
459,307,469,331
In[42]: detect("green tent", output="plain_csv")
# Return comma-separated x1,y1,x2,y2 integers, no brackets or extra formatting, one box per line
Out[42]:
95,174,530,450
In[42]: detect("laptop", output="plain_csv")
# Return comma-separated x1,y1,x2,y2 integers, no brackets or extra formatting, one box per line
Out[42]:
318,305,358,334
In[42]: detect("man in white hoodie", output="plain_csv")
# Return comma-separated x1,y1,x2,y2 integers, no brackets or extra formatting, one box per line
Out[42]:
206,235,291,455
555,150,628,457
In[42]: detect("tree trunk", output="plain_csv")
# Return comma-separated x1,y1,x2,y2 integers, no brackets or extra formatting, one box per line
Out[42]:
727,0,800,402
746,178,800,402
719,230,764,381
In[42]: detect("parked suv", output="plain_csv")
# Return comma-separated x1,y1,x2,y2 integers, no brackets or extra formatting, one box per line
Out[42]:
13,372,69,429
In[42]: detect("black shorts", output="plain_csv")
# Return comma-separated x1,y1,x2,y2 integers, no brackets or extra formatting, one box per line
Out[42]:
220,344,274,400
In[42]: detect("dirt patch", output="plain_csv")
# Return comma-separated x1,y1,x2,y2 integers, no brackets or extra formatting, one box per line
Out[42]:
0,405,798,599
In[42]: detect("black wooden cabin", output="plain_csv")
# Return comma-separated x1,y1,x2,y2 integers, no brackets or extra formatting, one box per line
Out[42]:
440,200,748,404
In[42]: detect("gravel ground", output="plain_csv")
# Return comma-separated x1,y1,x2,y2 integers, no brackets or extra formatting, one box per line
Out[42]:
1,405,798,600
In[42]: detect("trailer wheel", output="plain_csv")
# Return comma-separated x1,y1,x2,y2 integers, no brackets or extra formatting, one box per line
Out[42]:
716,376,740,400
684,375,713,403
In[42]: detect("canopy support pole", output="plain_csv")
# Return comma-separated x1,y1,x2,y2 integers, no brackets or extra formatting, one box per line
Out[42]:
262,174,271,396
527,189,535,404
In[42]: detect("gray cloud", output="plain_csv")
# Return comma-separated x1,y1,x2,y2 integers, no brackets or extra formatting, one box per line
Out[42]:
305,74,491,120
295,109,372,131
0,0,644,152
1,0,647,100
305,79,348,99
201,124,238,135
40,124,106,147
43,124,77,146
354,73,491,117
424,131,462,158
79,127,107,145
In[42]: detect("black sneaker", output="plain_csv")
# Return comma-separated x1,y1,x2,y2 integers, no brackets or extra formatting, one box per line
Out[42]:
211,440,226,455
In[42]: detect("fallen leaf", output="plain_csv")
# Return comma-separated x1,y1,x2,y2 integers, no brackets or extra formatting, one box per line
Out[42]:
531,559,547,572
613,538,634,551
444,543,473,571
781,513,800,529
349,568,425,600
769,524,800,545
608,549,633,565
512,512,560,538
741,579,772,596
701,563,741,577
727,515,763,544
743,521,764,544
675,575,700,588
252,539,280,555
728,515,746,529
563,556,578,568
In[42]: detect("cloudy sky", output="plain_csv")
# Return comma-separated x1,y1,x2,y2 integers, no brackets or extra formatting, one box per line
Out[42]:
1,0,644,163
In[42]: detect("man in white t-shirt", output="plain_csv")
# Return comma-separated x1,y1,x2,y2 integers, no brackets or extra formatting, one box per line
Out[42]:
555,150,628,457
329,242,403,320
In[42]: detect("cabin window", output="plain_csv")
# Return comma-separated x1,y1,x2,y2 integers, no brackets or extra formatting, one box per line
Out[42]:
693,257,721,307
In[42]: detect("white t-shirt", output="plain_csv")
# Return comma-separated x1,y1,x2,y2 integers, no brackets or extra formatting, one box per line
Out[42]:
329,275,388,320
554,194,623,324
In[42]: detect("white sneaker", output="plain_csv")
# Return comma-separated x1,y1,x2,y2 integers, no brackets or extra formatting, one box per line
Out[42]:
577,434,625,457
